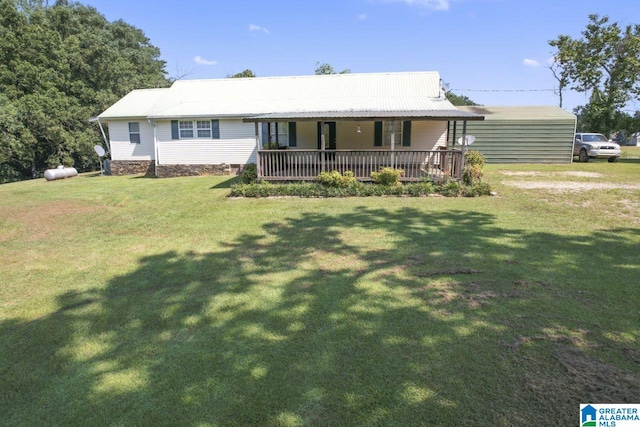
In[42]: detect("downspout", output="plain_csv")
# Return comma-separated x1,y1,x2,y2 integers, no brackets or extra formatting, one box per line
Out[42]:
148,119,158,177
95,117,111,157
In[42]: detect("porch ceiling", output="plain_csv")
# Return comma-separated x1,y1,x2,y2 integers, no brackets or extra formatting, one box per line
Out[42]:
243,110,484,123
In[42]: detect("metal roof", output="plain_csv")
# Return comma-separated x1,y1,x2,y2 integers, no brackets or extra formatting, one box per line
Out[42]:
99,72,484,121
98,88,169,119
244,109,484,122
456,105,575,121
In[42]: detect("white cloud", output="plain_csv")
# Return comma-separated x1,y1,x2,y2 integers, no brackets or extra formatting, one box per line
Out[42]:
249,24,270,34
523,58,540,67
357,13,368,20
194,56,218,66
381,0,451,11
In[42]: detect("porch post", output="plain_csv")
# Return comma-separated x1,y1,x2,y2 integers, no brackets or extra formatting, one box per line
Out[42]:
445,121,450,150
390,121,396,168
255,122,261,180
320,120,326,172
452,121,457,149
459,121,467,179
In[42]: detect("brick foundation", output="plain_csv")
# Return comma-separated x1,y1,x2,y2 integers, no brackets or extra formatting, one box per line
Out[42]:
109,160,154,176
108,161,246,178
156,164,232,178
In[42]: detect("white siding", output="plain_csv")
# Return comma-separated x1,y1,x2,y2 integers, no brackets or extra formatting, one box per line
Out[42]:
157,119,257,165
283,120,446,150
410,121,447,150
108,120,155,161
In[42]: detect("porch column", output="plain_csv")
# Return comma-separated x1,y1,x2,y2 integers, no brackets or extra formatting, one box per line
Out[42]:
390,121,396,168
254,122,261,180
459,121,467,179
320,120,326,172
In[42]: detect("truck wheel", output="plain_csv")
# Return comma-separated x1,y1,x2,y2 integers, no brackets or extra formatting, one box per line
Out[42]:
579,149,589,162
608,156,620,163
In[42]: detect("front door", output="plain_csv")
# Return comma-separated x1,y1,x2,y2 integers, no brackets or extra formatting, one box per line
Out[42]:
317,122,337,149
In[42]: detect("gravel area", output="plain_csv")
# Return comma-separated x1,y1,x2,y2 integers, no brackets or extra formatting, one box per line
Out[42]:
503,180,640,191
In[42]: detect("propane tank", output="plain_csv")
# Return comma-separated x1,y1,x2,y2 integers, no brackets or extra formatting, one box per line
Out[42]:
44,166,78,181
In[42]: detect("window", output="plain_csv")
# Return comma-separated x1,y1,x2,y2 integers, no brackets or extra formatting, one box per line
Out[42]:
383,121,402,146
196,120,212,138
172,120,220,140
268,122,289,146
179,121,194,138
128,122,140,144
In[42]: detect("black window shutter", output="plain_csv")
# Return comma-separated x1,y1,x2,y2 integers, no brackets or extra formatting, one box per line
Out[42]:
288,122,297,147
374,121,383,146
261,122,269,146
402,121,412,146
211,119,220,139
171,120,179,139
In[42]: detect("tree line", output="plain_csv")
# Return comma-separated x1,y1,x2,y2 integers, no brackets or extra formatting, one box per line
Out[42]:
0,0,169,183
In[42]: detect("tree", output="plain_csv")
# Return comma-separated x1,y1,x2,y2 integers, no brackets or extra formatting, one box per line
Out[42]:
548,58,569,108
227,69,256,78
0,0,169,182
314,62,350,75
549,14,640,134
446,92,479,106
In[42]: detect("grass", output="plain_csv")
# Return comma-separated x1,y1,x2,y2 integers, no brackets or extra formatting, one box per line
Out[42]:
1,153,639,426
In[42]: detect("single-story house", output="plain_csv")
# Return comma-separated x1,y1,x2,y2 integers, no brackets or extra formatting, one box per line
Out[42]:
95,71,484,180
450,106,577,164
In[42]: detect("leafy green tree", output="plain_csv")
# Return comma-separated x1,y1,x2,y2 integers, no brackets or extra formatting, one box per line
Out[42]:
314,62,350,75
227,69,256,78
446,92,479,106
0,0,169,182
549,14,640,134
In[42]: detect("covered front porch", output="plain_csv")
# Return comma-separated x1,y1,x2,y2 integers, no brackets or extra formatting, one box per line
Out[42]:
245,111,484,182
258,149,462,181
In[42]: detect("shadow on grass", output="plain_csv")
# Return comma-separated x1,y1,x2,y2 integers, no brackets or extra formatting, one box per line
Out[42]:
210,176,240,189
1,209,639,425
619,158,640,164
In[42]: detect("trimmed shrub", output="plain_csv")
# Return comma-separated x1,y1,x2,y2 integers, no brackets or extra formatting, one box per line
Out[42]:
438,179,463,197
463,150,486,185
462,182,492,197
240,163,258,184
371,167,404,186
317,170,357,188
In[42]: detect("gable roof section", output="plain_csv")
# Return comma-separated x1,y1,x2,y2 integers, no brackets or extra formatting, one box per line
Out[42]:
99,72,484,121
98,88,170,119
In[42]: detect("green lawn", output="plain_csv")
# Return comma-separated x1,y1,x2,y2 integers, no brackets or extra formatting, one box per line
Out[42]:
1,155,639,426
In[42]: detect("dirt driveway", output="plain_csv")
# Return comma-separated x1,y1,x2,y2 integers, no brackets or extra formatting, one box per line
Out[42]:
500,171,640,192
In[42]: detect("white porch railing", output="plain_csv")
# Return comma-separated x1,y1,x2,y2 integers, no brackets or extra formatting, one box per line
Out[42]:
258,149,462,181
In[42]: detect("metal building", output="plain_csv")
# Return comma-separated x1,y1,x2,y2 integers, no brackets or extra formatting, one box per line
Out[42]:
449,106,577,164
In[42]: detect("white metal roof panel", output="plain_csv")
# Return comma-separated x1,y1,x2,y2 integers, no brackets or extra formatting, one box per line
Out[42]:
99,72,481,120
98,88,170,119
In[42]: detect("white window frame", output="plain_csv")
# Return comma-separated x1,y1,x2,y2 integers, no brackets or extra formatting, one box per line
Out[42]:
269,122,289,146
178,120,215,139
128,122,141,144
383,121,402,147
179,121,194,139
196,120,212,138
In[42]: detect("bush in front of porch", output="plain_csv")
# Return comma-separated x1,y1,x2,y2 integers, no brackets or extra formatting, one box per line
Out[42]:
229,179,491,198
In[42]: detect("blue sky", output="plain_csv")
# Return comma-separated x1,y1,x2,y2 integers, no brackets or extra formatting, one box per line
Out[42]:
84,0,637,112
